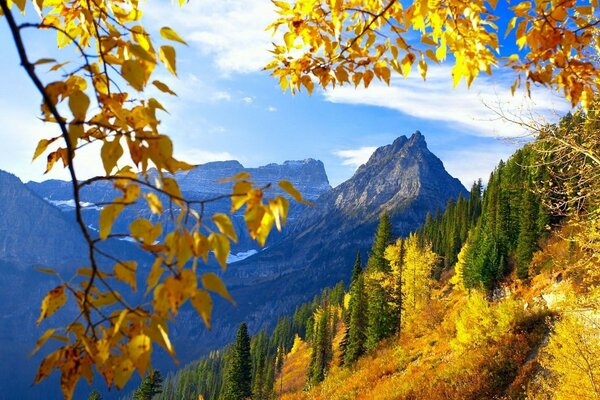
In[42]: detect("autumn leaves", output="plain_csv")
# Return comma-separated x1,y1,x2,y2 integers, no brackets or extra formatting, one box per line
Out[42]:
266,0,599,108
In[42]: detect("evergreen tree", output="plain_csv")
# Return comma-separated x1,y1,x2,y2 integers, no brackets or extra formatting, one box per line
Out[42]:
368,213,393,272
307,306,332,386
133,370,163,400
366,213,396,348
350,251,362,285
516,189,538,279
343,272,368,365
222,323,252,400
88,390,102,400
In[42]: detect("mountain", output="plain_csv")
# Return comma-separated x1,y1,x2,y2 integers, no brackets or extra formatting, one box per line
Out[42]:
0,171,87,270
169,132,468,361
229,131,467,283
26,158,331,260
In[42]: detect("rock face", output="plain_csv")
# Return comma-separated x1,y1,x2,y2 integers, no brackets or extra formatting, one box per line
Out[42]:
175,159,330,201
0,171,86,270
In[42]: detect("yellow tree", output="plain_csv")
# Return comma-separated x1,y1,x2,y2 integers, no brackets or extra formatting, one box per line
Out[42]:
535,312,600,400
0,0,310,397
385,234,436,318
266,0,600,108
402,233,436,313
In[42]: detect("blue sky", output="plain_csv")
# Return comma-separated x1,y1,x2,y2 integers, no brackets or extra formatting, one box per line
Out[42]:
0,0,572,188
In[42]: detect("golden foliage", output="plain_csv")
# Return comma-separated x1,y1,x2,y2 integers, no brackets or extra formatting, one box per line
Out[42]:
267,0,600,107
0,0,313,397
533,312,600,400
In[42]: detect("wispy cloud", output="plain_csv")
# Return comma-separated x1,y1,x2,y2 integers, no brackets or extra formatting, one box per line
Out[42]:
174,149,235,165
243,96,254,104
324,66,570,138
333,146,377,169
437,143,519,187
143,0,275,74
267,106,277,112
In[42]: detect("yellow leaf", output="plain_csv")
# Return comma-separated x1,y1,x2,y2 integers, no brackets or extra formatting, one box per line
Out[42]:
99,204,124,240
121,59,145,91
152,80,177,96
278,180,311,205
217,171,251,182
157,322,175,357
231,180,252,211
146,257,164,295
114,261,137,291
400,53,415,77
209,233,230,270
159,45,177,76
145,192,163,214
34,58,56,65
101,137,123,175
418,59,427,80
160,27,188,45
114,358,135,389
269,196,289,231
37,285,67,325
191,289,213,328
202,272,234,303
34,266,58,275
130,219,162,244
162,177,182,199
212,213,238,243
68,90,89,120
128,334,151,375
32,138,55,161
193,233,210,263
30,328,56,356
420,35,436,46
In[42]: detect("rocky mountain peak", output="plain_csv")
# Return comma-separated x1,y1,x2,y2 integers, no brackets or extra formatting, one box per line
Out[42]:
294,132,467,234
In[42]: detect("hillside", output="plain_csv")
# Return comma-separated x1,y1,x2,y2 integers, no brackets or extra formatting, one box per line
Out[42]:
152,105,599,400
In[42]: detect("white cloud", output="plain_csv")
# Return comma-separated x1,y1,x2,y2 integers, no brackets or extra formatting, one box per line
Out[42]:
333,146,377,169
143,0,276,74
212,91,232,101
243,96,254,104
324,66,570,138
174,148,235,165
438,143,519,187
267,106,277,112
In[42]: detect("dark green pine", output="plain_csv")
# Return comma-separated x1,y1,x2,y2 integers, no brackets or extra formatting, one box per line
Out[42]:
222,323,253,400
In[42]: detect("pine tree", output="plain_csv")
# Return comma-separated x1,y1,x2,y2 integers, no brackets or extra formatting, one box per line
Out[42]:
350,251,362,285
365,213,396,349
343,272,368,365
133,370,163,400
307,306,332,386
516,189,538,279
88,390,102,400
368,213,393,273
222,323,252,400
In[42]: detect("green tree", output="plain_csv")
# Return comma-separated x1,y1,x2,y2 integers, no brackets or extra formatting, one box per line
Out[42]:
367,213,393,273
350,251,362,285
133,370,163,400
366,213,396,348
515,189,538,279
222,323,252,400
307,306,333,386
343,273,368,365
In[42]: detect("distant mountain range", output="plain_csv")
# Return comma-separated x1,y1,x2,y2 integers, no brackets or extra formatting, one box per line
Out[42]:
0,131,467,399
